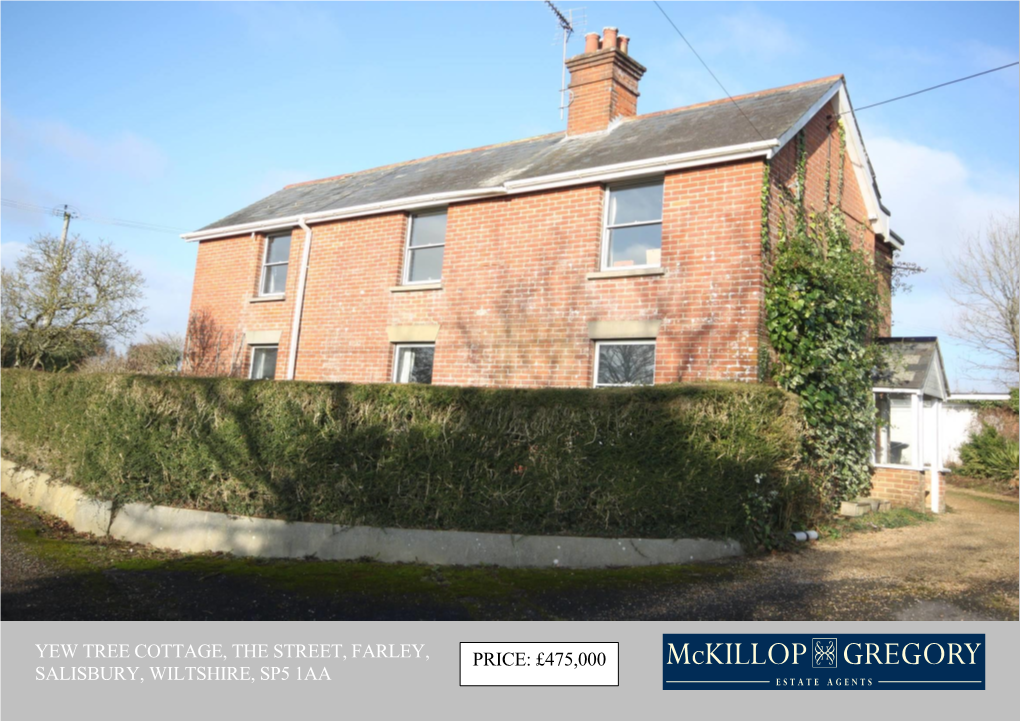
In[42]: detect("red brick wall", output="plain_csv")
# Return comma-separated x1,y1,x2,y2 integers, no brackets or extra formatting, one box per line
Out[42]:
186,230,300,377
870,467,944,512
187,160,765,387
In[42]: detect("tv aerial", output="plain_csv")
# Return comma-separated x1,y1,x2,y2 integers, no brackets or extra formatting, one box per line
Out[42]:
545,1,586,120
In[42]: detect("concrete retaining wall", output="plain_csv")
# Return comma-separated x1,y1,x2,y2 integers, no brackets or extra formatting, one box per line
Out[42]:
1,457,742,568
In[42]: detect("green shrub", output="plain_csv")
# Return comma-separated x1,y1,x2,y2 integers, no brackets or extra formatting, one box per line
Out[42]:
1,370,810,544
957,423,1020,483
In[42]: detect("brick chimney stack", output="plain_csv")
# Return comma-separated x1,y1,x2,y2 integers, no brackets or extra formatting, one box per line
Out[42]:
565,27,646,135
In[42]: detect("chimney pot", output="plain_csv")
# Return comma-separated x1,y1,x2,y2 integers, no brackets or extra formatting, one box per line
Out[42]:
602,27,618,50
584,32,600,53
618,35,629,54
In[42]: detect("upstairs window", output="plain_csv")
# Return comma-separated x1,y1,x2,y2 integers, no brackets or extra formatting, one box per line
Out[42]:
250,345,278,380
602,180,663,270
404,211,447,284
594,340,656,387
393,344,435,384
260,233,291,296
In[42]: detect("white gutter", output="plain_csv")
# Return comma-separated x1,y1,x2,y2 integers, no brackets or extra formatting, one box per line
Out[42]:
181,141,779,243
286,217,313,381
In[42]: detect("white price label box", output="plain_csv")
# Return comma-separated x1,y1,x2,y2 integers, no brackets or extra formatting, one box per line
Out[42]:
459,642,619,687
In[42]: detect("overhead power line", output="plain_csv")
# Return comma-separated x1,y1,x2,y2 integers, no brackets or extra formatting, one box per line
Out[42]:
652,1,767,142
849,61,1019,113
1,198,185,234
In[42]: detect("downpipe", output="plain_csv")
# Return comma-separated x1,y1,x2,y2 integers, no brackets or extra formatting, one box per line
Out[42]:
286,217,313,380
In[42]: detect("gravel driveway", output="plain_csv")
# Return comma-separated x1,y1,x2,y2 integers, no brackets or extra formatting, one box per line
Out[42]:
2,488,1016,621
565,488,1018,621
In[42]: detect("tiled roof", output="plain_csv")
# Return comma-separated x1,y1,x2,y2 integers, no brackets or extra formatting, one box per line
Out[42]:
874,337,946,396
198,76,842,232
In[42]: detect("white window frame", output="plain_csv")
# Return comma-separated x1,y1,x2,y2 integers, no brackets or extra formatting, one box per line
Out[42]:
600,179,664,271
392,343,436,384
249,344,279,381
402,209,447,286
872,390,922,470
259,232,291,297
593,339,656,388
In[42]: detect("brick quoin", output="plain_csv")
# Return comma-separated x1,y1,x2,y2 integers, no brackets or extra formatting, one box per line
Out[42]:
185,29,890,388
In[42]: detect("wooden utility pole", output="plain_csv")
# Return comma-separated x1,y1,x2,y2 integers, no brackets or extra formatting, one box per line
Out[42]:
57,204,76,252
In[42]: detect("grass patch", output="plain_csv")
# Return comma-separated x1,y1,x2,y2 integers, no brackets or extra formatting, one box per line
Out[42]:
959,494,1020,514
816,508,934,541
108,554,734,601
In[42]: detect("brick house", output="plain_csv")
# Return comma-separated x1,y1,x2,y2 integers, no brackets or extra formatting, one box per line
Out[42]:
183,28,939,509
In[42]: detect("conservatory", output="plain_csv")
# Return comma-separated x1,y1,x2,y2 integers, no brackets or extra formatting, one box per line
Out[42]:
871,337,949,513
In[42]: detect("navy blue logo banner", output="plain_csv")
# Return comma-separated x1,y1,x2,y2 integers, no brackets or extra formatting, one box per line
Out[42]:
662,634,985,690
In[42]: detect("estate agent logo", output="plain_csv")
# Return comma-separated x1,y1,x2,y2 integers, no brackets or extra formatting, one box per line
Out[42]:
663,634,984,690
812,638,837,669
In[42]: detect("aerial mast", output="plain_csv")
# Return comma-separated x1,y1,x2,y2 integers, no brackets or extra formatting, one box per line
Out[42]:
545,1,585,120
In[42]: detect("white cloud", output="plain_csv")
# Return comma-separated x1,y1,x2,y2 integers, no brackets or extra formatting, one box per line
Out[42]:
870,136,1017,270
698,8,802,60
35,121,168,181
868,135,1019,390
1,241,29,269
2,110,168,182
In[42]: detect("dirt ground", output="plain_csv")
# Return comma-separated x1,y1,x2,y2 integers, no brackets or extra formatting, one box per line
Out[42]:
2,488,1016,621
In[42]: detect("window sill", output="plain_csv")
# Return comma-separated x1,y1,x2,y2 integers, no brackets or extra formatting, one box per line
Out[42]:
250,294,285,303
390,283,443,293
586,267,665,281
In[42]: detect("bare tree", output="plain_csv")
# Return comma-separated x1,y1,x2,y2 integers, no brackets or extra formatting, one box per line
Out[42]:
1,233,146,370
891,255,926,296
182,309,242,377
946,214,1019,388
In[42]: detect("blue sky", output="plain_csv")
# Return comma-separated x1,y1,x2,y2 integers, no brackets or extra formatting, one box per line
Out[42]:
2,1,1018,390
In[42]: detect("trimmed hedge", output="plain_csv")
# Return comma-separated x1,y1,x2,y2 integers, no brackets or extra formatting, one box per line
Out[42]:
1,370,807,542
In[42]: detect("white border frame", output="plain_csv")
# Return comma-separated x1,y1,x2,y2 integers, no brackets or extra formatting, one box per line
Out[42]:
248,344,279,380
600,178,664,272
392,342,436,383
593,339,656,388
258,232,291,297
402,209,448,286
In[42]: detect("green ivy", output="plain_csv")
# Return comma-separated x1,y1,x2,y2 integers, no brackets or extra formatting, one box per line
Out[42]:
763,130,885,507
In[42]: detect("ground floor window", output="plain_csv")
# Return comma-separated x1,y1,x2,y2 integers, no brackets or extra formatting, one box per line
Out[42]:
875,392,915,466
594,340,655,387
393,343,434,384
250,345,278,380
